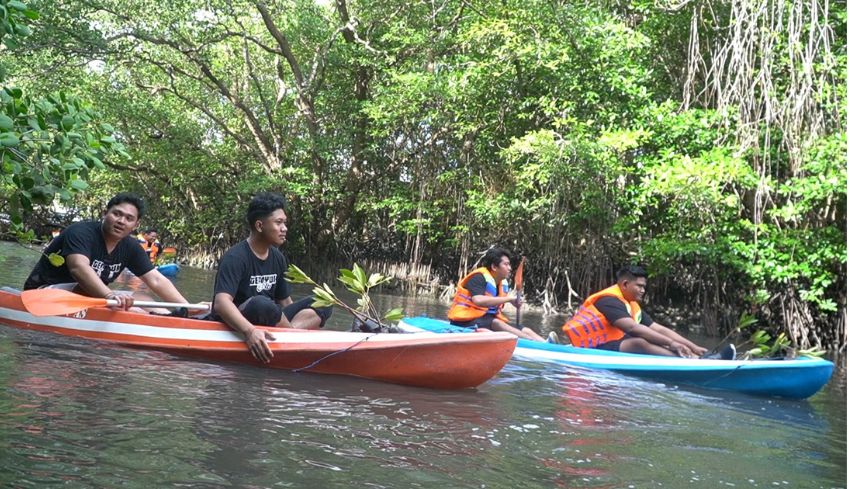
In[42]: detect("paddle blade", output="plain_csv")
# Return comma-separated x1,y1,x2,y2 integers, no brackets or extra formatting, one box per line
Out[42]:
514,256,525,292
21,289,108,316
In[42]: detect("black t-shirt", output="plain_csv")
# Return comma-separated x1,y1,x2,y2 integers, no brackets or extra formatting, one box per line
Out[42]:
595,296,654,326
464,273,488,296
462,272,503,317
23,220,154,289
213,240,292,307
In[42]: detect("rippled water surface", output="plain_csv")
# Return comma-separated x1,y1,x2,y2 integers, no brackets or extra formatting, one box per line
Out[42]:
0,241,845,488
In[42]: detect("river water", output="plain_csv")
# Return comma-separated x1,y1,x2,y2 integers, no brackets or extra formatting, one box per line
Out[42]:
0,241,845,488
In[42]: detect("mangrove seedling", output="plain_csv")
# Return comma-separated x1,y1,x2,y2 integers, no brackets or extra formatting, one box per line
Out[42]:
740,329,826,359
719,312,826,359
286,263,404,331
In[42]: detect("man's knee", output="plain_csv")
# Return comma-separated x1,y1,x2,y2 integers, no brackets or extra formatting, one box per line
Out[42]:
621,337,651,352
621,337,669,355
238,296,282,327
491,319,510,330
284,296,333,329
290,306,332,329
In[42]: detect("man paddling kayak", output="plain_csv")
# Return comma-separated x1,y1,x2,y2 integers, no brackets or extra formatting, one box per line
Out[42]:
209,192,332,363
23,193,191,312
137,228,162,263
448,247,548,342
557,265,719,358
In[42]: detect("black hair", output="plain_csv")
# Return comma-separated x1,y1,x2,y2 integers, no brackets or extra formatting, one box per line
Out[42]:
106,192,145,219
246,192,287,229
144,228,157,234
482,247,511,270
617,264,648,281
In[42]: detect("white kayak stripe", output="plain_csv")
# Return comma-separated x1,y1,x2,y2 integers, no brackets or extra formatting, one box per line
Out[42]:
0,306,242,342
0,307,487,345
400,319,827,371
513,345,827,370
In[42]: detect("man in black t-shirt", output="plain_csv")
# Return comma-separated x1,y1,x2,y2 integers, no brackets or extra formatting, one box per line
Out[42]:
24,193,191,311
211,192,332,363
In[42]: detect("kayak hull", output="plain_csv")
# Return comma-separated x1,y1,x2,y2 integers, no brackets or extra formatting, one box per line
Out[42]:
0,291,516,389
399,317,834,399
156,263,180,276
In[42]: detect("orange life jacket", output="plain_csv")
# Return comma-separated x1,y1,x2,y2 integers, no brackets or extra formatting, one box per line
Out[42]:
138,235,162,264
561,284,641,348
447,267,510,323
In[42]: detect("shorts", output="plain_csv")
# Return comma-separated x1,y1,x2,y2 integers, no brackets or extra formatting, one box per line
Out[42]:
449,315,497,330
596,334,633,351
209,295,333,328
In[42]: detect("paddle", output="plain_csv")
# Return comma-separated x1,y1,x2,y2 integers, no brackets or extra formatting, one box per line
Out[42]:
514,256,525,329
21,289,210,317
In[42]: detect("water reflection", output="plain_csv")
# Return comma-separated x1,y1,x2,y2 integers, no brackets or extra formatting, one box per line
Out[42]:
189,366,515,481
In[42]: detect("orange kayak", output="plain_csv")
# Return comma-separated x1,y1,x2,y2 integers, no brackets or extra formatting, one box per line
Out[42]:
0,289,516,389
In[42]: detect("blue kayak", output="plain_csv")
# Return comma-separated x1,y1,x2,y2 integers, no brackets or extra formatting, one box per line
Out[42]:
156,263,180,277
398,317,834,399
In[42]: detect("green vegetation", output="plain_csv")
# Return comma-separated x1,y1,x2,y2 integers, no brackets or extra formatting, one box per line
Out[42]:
0,0,127,240
287,263,404,328
1,0,844,350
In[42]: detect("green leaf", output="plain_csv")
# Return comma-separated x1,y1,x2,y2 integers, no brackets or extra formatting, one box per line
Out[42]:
14,23,30,36
338,268,358,287
47,253,65,267
69,179,88,190
285,264,312,284
0,132,19,146
736,312,758,331
88,155,104,169
798,348,826,358
311,284,338,308
7,1,27,12
61,114,75,131
15,228,36,244
749,330,770,346
0,113,13,131
352,263,367,285
310,297,335,309
2,30,14,46
367,272,385,288
383,308,404,322
338,267,365,294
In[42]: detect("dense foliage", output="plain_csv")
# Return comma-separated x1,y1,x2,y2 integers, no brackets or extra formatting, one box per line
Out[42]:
0,0,127,239
1,0,845,349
